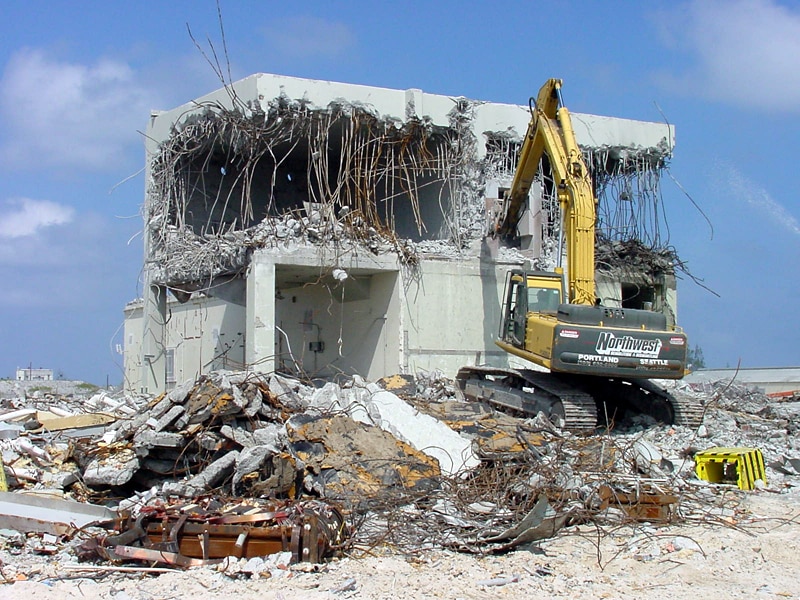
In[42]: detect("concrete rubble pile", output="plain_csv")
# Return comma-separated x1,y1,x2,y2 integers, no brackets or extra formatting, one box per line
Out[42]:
0,372,798,577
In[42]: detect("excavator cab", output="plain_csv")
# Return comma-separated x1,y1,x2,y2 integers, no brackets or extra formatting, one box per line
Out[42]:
499,269,564,349
498,268,689,379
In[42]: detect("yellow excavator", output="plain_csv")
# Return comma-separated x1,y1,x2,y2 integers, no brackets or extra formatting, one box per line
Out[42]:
456,79,703,433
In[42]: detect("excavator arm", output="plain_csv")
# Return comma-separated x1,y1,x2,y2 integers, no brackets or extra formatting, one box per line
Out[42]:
496,79,597,306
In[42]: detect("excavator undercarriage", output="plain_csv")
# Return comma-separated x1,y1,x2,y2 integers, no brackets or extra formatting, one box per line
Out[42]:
455,366,704,435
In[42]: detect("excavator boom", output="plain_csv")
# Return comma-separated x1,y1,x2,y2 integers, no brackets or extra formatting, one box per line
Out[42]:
496,79,596,306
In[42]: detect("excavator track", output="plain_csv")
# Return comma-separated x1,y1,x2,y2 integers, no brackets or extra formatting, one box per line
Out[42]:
455,366,598,434
634,379,705,428
456,366,705,433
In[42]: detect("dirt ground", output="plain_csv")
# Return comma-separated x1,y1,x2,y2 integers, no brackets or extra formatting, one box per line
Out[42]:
2,488,797,600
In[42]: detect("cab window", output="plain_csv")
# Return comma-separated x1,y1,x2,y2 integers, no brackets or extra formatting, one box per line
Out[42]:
528,287,560,313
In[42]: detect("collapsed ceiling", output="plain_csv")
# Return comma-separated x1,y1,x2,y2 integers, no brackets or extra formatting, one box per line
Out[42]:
144,85,678,292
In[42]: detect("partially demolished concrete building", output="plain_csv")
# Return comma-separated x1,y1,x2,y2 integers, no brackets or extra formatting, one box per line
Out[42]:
123,73,678,393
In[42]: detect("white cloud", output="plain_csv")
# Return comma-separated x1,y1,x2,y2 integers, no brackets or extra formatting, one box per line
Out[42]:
0,49,156,170
262,17,355,59
0,209,139,309
715,162,800,235
658,0,800,112
0,197,74,238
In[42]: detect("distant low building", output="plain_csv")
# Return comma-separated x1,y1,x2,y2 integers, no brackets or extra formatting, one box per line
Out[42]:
15,367,53,381
685,367,800,396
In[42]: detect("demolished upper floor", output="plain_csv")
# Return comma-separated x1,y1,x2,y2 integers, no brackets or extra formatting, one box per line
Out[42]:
143,73,677,291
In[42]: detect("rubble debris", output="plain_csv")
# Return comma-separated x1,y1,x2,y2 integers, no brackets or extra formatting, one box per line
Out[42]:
286,414,440,502
0,370,797,581
337,377,480,476
478,496,571,552
147,98,479,287
768,455,800,475
597,484,677,523
31,412,116,437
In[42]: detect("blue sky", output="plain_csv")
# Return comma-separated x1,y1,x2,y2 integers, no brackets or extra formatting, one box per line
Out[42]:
1,0,798,383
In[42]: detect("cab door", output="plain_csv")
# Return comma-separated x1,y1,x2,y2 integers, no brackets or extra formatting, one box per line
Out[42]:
499,271,528,348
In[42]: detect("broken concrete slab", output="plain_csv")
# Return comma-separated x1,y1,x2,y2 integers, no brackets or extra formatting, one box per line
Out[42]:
355,389,479,476
479,496,570,551
252,422,288,450
151,404,185,432
309,378,478,477
83,447,139,487
286,414,440,502
232,445,273,492
34,412,116,433
0,491,115,536
220,424,256,448
134,430,185,449
269,374,312,411
180,449,239,497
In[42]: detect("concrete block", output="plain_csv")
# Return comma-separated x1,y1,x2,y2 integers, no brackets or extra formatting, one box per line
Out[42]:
83,449,139,487
39,468,80,490
111,412,150,443
308,382,344,412
269,374,311,411
161,481,188,497
232,385,248,410
168,379,195,404
252,423,288,451
148,394,174,419
135,430,186,449
220,424,255,448
244,387,263,417
233,445,273,491
174,412,191,430
196,431,223,451
184,450,239,496
152,405,185,432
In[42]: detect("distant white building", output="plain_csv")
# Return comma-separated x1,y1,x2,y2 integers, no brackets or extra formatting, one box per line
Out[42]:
685,367,800,396
16,367,54,381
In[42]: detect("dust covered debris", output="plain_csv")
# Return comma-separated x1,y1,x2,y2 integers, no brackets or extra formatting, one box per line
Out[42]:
0,371,798,575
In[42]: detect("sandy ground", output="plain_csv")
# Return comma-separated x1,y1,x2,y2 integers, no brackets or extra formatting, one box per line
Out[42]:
1,488,797,600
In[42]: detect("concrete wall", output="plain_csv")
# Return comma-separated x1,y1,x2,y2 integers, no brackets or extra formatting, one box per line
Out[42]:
124,296,245,391
147,74,674,163
274,271,400,380
123,254,684,391
596,272,679,327
400,257,511,375
124,253,519,390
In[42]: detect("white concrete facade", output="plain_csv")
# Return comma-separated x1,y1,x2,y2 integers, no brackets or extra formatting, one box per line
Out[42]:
124,296,245,390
